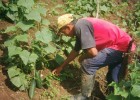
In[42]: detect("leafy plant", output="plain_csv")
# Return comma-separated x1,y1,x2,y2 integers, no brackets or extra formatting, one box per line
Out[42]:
2,0,65,94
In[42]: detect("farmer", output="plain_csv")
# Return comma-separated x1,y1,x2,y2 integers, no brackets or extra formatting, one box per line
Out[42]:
52,14,135,100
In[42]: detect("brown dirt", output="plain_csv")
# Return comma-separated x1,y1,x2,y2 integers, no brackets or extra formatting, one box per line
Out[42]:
1,0,137,100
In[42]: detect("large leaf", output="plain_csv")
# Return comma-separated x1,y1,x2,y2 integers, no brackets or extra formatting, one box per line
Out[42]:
16,21,34,31
19,50,30,65
8,66,20,79
109,82,129,98
8,67,28,90
131,84,140,97
44,44,57,53
35,29,53,44
4,38,16,47
11,76,22,87
25,9,41,22
42,19,50,26
15,34,28,42
9,4,18,12
4,26,17,33
8,46,22,57
6,11,17,21
36,6,47,16
29,53,38,63
19,73,28,91
17,0,34,9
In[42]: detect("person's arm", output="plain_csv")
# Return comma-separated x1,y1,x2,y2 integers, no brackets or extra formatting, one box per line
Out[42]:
79,47,98,62
52,49,79,75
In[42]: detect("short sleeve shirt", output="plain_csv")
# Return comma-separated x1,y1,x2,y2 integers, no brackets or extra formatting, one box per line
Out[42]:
74,19,96,51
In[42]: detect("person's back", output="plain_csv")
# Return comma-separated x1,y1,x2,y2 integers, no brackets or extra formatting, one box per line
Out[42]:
82,18,135,51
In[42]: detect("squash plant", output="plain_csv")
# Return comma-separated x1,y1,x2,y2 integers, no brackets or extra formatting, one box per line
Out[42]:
1,0,65,97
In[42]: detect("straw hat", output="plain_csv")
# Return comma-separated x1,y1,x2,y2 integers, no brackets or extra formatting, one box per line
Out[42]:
57,14,74,33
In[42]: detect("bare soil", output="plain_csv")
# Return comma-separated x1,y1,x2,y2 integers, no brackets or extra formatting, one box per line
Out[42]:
1,0,137,100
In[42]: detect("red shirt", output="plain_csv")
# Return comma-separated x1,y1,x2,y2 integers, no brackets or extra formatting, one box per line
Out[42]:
85,18,135,52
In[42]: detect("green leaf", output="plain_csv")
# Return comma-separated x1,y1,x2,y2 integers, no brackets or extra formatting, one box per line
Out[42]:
15,34,28,42
106,93,122,100
25,10,41,22
114,84,128,98
4,26,17,33
19,50,30,65
4,38,16,47
17,0,34,9
110,82,129,98
29,53,38,63
71,41,75,47
131,85,140,97
8,66,27,89
11,76,22,87
8,46,22,57
9,4,18,12
62,36,71,42
44,44,57,53
66,47,72,54
6,11,17,21
42,19,50,26
19,73,28,91
36,6,47,16
55,54,64,65
100,5,108,12
16,21,34,31
35,29,53,44
8,66,20,79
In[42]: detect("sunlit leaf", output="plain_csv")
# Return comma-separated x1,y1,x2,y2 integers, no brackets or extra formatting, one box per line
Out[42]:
25,10,41,22
42,19,50,26
16,21,34,31
17,0,34,9
19,50,30,65
44,44,57,53
8,46,22,57
8,66,20,79
4,26,17,33
131,85,140,97
36,6,47,16
15,34,28,42
29,53,38,63
11,76,22,87
9,4,18,11
35,29,53,44
62,36,71,42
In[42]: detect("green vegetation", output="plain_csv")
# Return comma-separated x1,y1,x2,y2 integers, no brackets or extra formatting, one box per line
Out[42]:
0,0,140,99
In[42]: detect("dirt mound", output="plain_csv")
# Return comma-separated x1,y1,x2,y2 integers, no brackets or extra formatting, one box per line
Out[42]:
93,67,108,99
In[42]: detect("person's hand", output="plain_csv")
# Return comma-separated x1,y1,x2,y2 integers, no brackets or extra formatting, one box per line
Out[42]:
52,66,63,76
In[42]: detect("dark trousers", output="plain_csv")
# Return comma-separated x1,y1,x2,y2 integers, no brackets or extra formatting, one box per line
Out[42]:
81,48,123,83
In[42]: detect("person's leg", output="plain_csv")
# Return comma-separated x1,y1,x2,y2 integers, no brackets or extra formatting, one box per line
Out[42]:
106,63,122,93
112,63,121,83
70,69,95,100
106,63,122,84
70,48,123,100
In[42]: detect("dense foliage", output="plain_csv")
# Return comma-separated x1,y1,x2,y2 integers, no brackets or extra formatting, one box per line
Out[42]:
0,0,71,99
0,0,140,99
